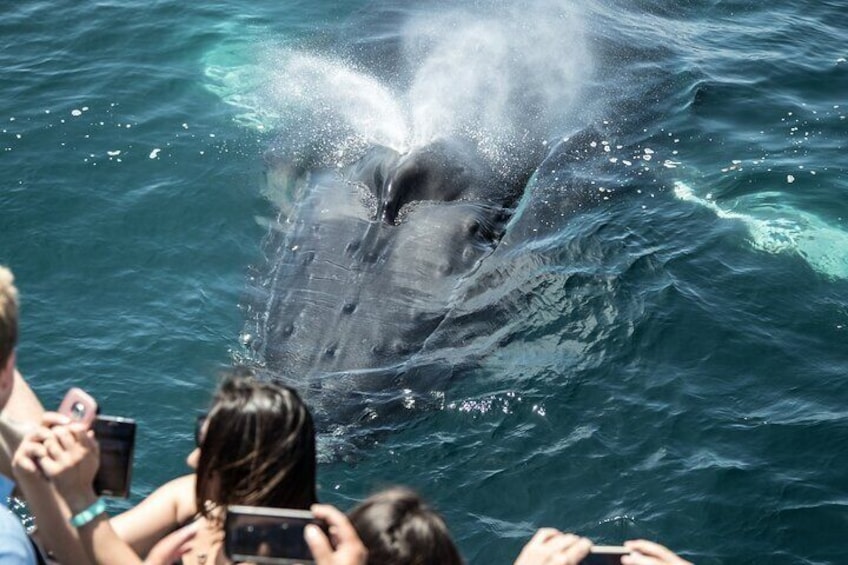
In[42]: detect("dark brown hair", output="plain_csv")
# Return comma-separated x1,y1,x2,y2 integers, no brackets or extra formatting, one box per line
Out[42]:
349,487,463,565
0,266,19,368
196,366,317,518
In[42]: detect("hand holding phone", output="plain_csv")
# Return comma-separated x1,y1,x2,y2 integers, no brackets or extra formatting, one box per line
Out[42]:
622,540,692,565
515,529,592,565
58,388,98,427
305,504,367,565
225,505,330,564
580,546,630,565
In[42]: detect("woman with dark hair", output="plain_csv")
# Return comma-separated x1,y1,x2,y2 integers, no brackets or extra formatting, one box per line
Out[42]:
348,487,463,565
13,367,318,565
193,369,317,517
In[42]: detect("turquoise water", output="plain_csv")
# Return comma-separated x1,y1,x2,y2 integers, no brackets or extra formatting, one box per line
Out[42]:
2,1,848,563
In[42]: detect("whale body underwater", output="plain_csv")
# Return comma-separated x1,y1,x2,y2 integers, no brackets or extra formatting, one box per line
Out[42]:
244,131,613,427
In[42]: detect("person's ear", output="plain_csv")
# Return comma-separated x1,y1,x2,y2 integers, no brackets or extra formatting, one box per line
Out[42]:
1,350,13,380
0,350,15,409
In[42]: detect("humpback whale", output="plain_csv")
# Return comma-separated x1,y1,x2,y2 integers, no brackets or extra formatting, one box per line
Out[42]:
202,2,600,433
244,129,612,427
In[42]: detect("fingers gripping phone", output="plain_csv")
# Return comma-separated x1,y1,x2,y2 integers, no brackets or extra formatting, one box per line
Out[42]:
580,546,630,565
57,390,135,498
92,415,136,498
225,505,331,564
58,388,98,427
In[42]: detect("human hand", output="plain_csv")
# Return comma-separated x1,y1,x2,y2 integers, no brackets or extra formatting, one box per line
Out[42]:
305,504,368,565
514,528,592,565
143,521,199,565
11,412,74,483
37,422,100,510
622,539,692,565
13,412,101,512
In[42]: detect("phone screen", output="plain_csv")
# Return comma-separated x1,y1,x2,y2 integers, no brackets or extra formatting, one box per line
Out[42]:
580,547,629,565
92,415,136,498
225,506,328,564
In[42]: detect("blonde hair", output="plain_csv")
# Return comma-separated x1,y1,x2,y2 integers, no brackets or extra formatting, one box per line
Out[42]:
0,266,19,367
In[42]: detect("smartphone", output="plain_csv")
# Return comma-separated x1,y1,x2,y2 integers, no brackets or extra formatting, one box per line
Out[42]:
58,388,98,427
224,505,330,564
92,415,136,498
580,546,630,565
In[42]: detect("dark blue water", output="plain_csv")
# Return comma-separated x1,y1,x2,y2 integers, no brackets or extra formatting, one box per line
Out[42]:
2,2,847,563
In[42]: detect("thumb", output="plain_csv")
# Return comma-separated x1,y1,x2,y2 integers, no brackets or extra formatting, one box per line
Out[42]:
304,523,333,563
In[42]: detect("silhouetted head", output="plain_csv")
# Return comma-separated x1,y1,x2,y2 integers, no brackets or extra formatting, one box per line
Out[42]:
196,366,317,517
349,487,463,565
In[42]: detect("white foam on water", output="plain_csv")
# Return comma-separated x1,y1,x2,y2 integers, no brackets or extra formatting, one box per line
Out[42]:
673,181,848,279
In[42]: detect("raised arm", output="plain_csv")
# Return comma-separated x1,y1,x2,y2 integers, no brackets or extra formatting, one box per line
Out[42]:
0,370,45,479
12,415,92,565
20,419,146,565
109,473,197,557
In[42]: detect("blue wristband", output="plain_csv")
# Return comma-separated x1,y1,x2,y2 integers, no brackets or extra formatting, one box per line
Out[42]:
69,498,107,527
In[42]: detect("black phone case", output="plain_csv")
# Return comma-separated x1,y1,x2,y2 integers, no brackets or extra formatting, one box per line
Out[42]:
92,415,136,498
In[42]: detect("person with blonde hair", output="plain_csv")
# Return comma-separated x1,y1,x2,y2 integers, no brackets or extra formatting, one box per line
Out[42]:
0,266,43,565
0,265,44,481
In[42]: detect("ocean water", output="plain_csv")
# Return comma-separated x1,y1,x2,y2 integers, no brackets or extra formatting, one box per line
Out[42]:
2,1,847,564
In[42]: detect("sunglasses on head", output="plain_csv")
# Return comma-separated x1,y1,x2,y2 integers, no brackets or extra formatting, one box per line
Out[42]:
194,412,208,447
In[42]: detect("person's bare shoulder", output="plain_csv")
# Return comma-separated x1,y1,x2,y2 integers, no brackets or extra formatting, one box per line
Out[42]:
165,473,197,522
5,370,44,424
